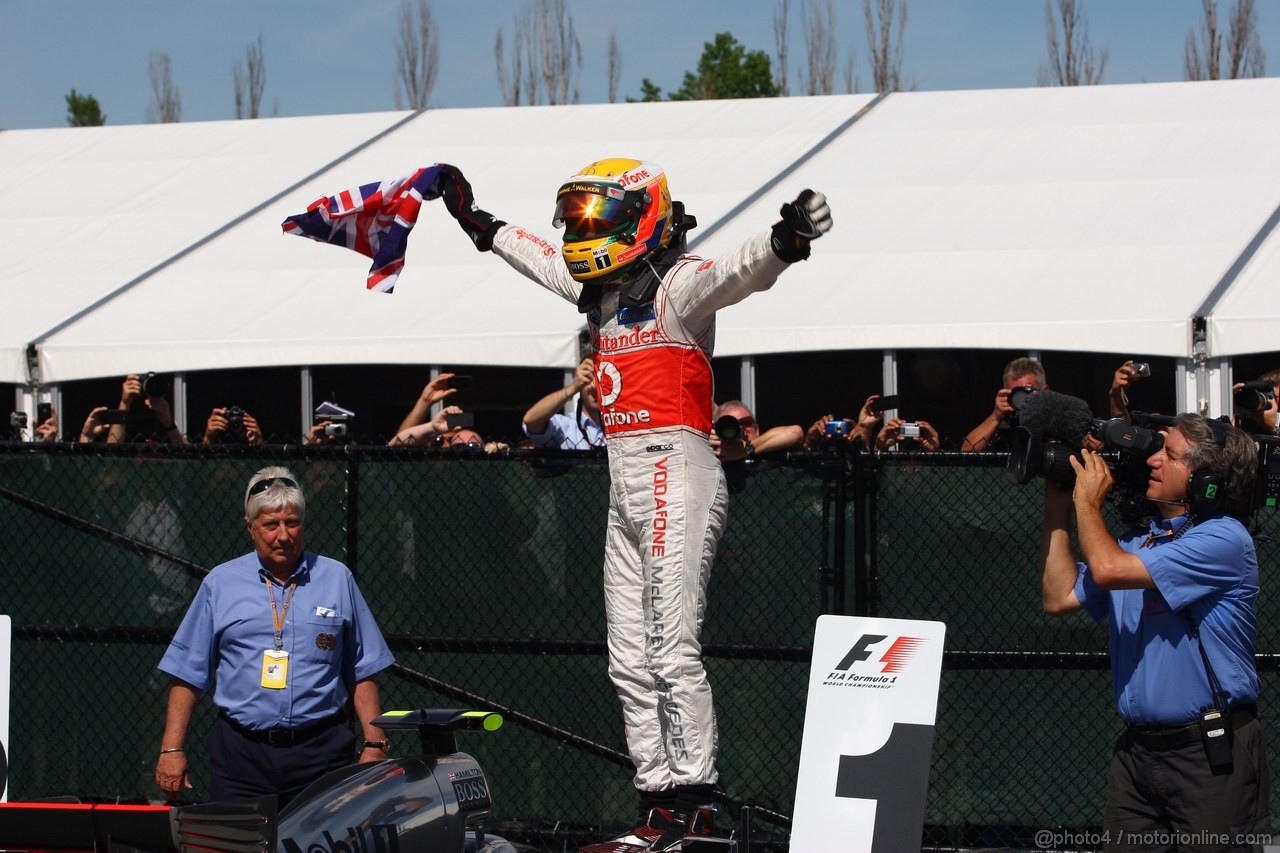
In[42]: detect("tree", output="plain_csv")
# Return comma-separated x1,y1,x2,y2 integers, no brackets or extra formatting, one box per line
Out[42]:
629,78,665,103
774,0,791,96
146,52,182,123
668,32,780,101
494,16,531,106
494,0,580,105
801,0,838,95
1037,0,1107,86
864,0,909,92
535,0,582,104
233,33,267,119
395,0,439,110
607,31,622,103
65,89,105,126
1185,0,1265,80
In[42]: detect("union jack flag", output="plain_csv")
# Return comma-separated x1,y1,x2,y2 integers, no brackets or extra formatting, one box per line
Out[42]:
281,165,447,293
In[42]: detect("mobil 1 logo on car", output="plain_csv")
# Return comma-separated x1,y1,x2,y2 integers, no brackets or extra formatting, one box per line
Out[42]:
791,615,946,853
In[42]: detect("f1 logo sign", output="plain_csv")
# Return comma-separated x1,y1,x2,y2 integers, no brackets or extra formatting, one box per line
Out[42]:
834,634,886,669
791,616,945,852
834,634,925,674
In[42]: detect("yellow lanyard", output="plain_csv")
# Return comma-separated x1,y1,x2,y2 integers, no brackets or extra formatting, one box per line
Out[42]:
265,576,297,652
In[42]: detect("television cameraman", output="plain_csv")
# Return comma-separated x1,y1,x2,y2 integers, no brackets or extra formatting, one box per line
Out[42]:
1038,414,1269,848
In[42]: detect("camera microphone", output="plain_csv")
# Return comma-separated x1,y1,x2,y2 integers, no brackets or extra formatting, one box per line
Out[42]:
1017,390,1094,447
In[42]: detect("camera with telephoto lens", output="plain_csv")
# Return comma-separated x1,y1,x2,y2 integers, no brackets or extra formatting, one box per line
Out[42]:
1005,385,1039,425
142,372,169,398
714,415,743,443
1007,385,1038,410
1235,380,1276,415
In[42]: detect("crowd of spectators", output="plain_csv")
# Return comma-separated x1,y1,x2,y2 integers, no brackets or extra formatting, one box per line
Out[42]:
10,359,1280,453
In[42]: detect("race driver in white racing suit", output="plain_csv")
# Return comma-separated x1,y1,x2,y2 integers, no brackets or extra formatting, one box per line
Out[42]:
435,158,831,852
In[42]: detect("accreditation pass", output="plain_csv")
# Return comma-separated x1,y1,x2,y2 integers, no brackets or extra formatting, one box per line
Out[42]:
261,649,289,689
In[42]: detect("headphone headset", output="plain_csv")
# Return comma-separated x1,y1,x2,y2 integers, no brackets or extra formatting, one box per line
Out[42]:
1186,417,1229,515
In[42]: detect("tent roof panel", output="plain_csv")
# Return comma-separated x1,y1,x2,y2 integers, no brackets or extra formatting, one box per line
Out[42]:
0,111,411,383
37,96,873,381
700,80,1280,358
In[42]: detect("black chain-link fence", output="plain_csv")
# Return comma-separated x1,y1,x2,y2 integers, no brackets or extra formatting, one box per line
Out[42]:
1,442,1278,850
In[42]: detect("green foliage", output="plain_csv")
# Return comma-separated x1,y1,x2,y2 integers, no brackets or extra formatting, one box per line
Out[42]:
65,89,106,127
631,32,779,102
627,78,666,103
674,32,780,100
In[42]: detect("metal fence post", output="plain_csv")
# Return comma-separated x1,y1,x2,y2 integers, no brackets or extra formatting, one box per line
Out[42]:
849,442,867,616
345,445,360,577
833,441,848,616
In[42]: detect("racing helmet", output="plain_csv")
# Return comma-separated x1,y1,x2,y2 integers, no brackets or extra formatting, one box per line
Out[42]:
552,157,674,283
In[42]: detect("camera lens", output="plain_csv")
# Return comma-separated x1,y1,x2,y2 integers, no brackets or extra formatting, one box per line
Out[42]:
142,372,170,398
1008,386,1038,412
714,415,742,442
1236,389,1266,414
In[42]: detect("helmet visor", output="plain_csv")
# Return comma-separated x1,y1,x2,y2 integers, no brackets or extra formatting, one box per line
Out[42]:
553,185,639,241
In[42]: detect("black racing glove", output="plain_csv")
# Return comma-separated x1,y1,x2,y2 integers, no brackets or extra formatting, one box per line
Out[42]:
769,189,833,263
436,164,505,252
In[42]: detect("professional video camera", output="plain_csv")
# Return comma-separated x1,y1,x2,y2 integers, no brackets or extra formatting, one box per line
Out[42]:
1004,390,1165,522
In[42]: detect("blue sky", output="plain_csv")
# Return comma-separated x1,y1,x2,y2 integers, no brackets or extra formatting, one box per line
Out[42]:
1,0,1276,129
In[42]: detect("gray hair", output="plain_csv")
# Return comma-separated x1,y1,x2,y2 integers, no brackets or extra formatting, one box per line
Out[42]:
1003,357,1046,387
1175,415,1258,521
244,466,306,521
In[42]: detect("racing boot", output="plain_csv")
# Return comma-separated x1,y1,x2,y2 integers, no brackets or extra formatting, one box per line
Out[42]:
646,805,716,852
581,804,680,850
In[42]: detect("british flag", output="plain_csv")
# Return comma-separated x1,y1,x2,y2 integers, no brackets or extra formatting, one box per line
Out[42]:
281,165,447,293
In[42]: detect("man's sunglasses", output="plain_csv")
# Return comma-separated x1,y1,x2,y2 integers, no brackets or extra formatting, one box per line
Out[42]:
247,476,298,497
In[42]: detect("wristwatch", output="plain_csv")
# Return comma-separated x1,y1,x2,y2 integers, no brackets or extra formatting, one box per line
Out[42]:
361,738,391,751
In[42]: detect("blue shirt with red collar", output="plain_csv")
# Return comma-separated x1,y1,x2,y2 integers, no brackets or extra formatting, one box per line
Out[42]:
158,551,395,730
1074,512,1260,725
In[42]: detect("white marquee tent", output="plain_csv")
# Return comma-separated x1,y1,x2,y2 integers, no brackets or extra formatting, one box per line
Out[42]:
4,80,1279,416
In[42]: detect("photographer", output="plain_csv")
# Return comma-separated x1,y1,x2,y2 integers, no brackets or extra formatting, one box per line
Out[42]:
33,406,58,442
1107,359,1150,422
1232,370,1279,436
201,406,264,446
396,371,460,436
522,358,604,450
711,400,803,461
1038,415,1268,846
109,374,186,444
803,394,887,450
389,405,507,454
962,357,1046,452
876,417,941,452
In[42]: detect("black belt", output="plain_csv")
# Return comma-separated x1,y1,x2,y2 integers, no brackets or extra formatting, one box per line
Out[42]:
218,710,347,747
1127,703,1258,751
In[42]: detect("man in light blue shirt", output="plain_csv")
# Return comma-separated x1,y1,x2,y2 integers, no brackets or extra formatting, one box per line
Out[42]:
154,467,395,807
1039,414,1268,849
523,357,604,450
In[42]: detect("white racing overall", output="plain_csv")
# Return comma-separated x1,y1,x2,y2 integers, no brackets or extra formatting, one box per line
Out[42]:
494,224,789,790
